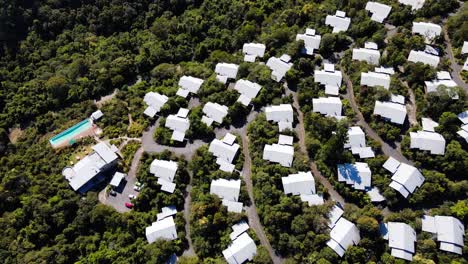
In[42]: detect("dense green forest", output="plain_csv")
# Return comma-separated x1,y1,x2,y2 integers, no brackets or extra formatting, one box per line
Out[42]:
0,0,467,263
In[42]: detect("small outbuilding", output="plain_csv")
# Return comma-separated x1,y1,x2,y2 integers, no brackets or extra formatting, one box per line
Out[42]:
325,10,351,33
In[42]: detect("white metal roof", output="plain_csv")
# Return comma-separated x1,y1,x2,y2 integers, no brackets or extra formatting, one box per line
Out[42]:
157,178,176,193
425,71,457,93
412,22,442,42
296,28,321,55
337,163,372,190
144,92,168,117
278,135,294,146
234,79,262,105
325,11,351,33
408,50,440,67
387,222,416,261
203,102,229,124
361,71,391,89
243,43,266,62
157,206,177,221
375,66,395,75
230,221,250,241
462,41,468,54
458,111,468,124
215,63,239,80
353,47,381,65
210,179,241,202
110,172,125,187
91,110,103,120
328,205,344,228
327,217,361,257
93,142,118,163
178,76,204,94
410,131,446,155
223,233,257,264
201,115,214,126
365,2,392,23
222,199,243,213
313,97,343,117
265,104,294,123
421,117,439,132
145,217,177,243
373,101,407,125
367,187,386,202
422,215,464,254
263,143,294,167
166,114,190,133
266,55,293,82
399,0,425,10
209,138,240,164
282,171,316,195
383,157,401,173
315,64,342,89
150,159,178,182
390,163,425,198
345,126,366,149
300,194,325,206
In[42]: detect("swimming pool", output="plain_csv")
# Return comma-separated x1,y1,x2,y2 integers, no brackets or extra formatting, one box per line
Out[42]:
49,119,93,148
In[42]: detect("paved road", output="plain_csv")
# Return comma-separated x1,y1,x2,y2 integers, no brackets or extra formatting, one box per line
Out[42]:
342,72,413,165
443,26,468,92
285,86,346,205
405,82,418,127
182,180,196,257
241,130,283,264
98,147,144,213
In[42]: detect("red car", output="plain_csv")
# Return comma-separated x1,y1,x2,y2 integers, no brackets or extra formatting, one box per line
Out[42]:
125,202,134,209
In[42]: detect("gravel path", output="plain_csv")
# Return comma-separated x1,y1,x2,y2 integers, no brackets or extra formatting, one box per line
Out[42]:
241,128,283,264
443,26,468,92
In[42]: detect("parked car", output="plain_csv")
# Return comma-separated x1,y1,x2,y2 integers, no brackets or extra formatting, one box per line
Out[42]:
134,184,143,192
128,194,136,200
135,181,142,187
125,202,134,209
109,190,117,196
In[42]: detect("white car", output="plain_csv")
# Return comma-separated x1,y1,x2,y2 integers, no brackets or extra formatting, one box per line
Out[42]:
134,184,143,192
128,194,136,200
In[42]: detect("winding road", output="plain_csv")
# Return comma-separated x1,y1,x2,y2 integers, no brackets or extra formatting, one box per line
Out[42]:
443,26,468,92
342,72,413,165
241,129,283,264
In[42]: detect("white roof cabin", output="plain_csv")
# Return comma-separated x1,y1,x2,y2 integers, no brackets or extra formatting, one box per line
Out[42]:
157,178,176,193
345,126,366,148
367,187,386,202
91,110,103,121
150,159,178,182
202,102,228,126
373,100,407,125
375,66,395,75
422,215,465,255
110,172,125,187
300,193,325,206
462,41,468,54
165,108,190,142
312,97,343,118
145,217,177,243
328,205,344,228
421,117,439,132
222,199,243,213
383,222,417,261
361,71,391,89
464,58,468,71
266,55,293,82
408,49,440,67
425,71,457,93
282,171,316,195
412,22,442,42
230,221,250,241
337,163,372,190
210,178,241,202
234,79,262,106
352,42,381,65
243,43,266,62
265,104,294,131
383,157,425,198
263,135,294,167
177,76,204,98
143,92,169,117
399,0,425,10
314,63,342,95
410,131,446,155
223,233,257,264
296,28,321,55
325,10,351,33
458,110,468,124
215,63,239,84
157,206,177,221
209,132,240,165
365,2,392,23
62,142,119,192
327,218,361,257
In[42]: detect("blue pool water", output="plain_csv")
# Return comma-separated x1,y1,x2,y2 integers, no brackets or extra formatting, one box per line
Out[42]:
49,119,93,147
